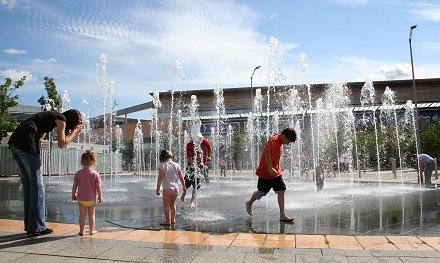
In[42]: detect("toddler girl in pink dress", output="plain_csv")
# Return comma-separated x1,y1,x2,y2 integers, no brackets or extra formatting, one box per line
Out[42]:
72,150,102,236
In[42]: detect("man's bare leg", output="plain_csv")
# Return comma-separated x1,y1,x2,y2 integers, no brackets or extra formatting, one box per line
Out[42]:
190,188,197,209
277,191,294,222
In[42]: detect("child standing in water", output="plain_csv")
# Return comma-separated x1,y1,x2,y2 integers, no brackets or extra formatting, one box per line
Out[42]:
156,150,186,225
246,128,297,222
72,150,102,236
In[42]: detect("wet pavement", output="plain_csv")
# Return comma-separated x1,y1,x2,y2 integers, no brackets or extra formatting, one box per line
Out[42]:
2,170,440,262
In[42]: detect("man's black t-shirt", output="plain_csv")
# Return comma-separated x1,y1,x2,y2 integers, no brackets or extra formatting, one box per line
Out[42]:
8,111,66,154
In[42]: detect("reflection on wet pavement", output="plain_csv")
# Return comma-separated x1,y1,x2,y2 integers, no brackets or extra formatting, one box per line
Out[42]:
1,175,440,236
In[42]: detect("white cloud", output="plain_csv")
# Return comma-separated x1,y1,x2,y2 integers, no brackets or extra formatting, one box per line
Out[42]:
8,0,302,107
31,58,57,64
408,3,440,22
0,69,33,81
0,0,18,10
379,63,412,79
330,56,440,82
3,48,27,54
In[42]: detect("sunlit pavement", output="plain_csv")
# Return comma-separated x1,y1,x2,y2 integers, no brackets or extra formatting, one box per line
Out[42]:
2,219,440,262
2,169,440,262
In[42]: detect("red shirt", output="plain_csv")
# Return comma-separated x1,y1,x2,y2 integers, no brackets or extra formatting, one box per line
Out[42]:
187,138,211,166
256,134,283,179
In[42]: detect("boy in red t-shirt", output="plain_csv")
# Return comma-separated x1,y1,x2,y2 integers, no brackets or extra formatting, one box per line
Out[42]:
245,128,297,222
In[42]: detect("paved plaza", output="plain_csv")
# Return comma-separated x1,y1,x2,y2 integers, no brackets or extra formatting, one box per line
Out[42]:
1,169,440,262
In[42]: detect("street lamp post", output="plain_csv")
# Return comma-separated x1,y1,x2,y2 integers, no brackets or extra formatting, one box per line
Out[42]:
409,24,422,154
250,65,261,111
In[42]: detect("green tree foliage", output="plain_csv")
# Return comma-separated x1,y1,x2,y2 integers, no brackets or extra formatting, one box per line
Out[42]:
232,123,246,170
38,76,61,110
356,124,415,170
0,77,26,138
421,117,440,158
122,139,134,171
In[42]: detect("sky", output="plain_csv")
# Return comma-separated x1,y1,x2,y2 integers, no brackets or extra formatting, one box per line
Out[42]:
1,0,439,119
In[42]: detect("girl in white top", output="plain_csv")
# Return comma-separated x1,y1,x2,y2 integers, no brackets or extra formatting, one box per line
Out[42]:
156,149,186,225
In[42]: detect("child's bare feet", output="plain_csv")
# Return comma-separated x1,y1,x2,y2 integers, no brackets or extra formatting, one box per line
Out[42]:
171,221,176,225
190,202,196,209
90,230,98,235
160,221,171,226
78,232,84,236
246,201,253,215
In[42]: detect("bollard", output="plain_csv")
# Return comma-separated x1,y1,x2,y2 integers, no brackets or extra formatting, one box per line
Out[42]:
435,158,438,180
390,157,397,179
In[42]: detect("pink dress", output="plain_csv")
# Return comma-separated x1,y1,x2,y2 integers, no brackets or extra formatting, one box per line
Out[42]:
74,168,101,201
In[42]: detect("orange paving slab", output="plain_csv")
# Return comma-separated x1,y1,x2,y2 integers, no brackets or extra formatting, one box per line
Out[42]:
170,231,209,245
296,234,328,249
3,219,440,251
200,234,237,246
89,227,133,240
230,238,265,247
114,229,156,241
356,235,399,250
387,235,435,251
418,236,440,251
326,235,363,250
141,229,185,243
235,233,266,241
263,239,295,248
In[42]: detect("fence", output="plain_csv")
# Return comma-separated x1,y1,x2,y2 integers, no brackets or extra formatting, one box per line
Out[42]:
0,143,122,176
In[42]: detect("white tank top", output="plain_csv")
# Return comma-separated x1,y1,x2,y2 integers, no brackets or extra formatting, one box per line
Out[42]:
158,161,181,190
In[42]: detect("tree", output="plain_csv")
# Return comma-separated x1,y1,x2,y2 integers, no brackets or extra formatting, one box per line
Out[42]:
38,76,61,111
122,139,134,171
421,117,440,158
0,77,26,139
232,123,246,170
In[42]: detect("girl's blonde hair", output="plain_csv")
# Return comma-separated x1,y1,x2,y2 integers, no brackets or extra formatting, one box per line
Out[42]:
81,149,96,166
159,149,173,162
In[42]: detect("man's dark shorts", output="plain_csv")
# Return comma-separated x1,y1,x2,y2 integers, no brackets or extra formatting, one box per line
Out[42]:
257,175,287,193
185,166,202,190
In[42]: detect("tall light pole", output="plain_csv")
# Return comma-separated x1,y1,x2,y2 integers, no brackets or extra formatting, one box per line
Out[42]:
409,24,422,154
250,65,261,111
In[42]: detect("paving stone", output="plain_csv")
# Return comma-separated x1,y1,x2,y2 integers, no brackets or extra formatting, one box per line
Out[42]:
399,257,440,263
322,248,373,257
93,241,155,261
370,250,426,257
8,254,66,263
347,256,404,263
244,252,300,263
296,254,349,262
226,246,274,253
421,251,440,258
141,247,199,263
192,250,246,263
48,238,114,258
20,239,73,254
274,248,322,255
185,244,230,252
0,251,27,263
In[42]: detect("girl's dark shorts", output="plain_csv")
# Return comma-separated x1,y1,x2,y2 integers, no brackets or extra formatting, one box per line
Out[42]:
257,175,286,193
